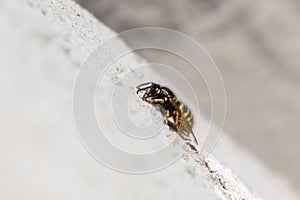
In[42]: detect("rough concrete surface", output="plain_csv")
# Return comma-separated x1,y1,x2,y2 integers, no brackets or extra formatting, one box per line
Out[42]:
0,0,298,199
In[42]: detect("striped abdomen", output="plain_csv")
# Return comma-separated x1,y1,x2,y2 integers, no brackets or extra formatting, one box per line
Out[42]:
178,101,193,133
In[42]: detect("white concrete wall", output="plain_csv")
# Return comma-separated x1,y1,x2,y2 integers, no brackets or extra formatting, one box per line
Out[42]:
0,0,298,199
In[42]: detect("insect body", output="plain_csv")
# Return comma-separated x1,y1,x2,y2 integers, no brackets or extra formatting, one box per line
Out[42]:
136,82,198,146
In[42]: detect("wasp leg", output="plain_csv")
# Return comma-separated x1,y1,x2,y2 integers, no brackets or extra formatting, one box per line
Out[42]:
166,120,177,132
173,111,191,141
190,130,199,145
145,98,165,104
180,117,198,145
166,120,191,142
163,109,170,124
186,142,199,153
178,130,192,142
173,111,180,132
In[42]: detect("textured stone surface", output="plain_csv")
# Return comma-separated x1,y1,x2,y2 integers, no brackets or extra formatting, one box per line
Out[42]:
0,0,298,199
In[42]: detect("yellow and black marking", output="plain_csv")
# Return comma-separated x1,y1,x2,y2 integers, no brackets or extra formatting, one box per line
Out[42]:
178,101,193,129
136,82,198,145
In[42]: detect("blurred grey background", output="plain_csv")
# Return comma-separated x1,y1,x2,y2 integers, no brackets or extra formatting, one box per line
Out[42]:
77,0,300,192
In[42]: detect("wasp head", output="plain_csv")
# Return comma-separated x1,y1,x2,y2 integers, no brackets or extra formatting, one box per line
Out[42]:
136,82,161,102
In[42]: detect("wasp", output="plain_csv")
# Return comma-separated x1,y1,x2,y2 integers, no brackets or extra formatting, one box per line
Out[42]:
136,82,198,150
